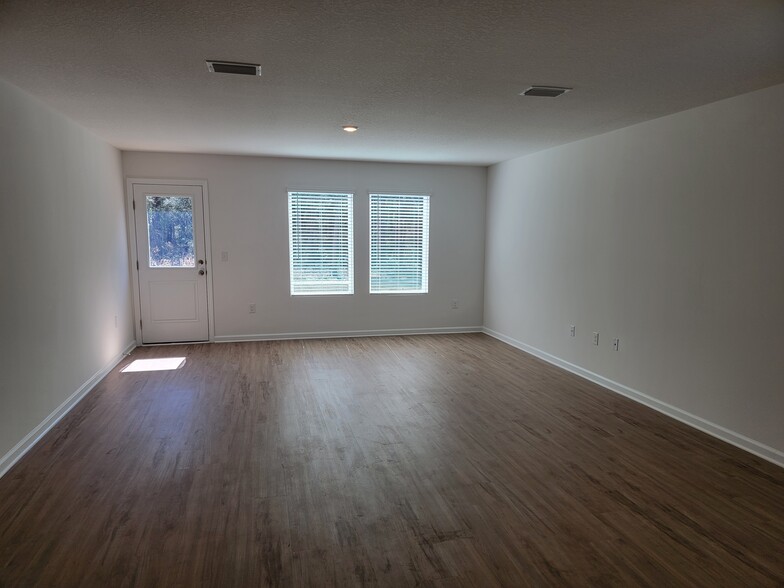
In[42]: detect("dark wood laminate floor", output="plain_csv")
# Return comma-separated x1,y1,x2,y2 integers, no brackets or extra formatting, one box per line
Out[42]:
0,334,782,587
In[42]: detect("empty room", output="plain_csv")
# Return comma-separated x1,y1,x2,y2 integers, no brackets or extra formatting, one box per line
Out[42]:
1,0,783,586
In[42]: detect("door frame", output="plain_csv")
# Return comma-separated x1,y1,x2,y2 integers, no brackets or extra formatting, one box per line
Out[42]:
125,177,215,345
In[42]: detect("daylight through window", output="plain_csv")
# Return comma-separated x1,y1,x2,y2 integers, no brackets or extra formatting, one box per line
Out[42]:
370,193,430,294
288,192,354,295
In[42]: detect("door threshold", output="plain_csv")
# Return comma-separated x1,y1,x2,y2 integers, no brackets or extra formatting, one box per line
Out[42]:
140,340,211,347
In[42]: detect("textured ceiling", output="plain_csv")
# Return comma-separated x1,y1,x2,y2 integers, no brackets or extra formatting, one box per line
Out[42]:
1,0,782,165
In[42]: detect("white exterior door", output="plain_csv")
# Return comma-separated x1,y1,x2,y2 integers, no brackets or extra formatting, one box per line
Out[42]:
132,183,210,343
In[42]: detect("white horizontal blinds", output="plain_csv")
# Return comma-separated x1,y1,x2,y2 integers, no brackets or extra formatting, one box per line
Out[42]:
288,192,354,295
370,194,430,293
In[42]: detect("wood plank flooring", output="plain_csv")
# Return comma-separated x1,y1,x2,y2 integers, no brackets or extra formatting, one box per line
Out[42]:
0,334,782,587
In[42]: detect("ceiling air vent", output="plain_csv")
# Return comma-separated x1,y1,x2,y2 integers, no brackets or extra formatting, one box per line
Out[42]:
521,86,572,97
206,60,261,76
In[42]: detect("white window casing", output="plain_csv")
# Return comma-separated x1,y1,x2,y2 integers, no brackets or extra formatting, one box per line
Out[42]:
288,191,354,295
370,193,430,294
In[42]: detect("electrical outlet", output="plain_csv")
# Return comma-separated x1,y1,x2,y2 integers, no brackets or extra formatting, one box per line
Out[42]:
593,332,599,346
570,325,575,337
221,251,229,262
613,337,620,351
249,304,256,314
451,299,459,309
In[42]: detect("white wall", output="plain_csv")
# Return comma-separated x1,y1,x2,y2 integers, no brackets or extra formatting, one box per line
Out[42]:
121,152,486,338
0,79,135,471
484,83,784,460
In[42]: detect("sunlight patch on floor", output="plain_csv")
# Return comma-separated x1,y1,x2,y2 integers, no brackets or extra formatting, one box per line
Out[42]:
121,357,186,373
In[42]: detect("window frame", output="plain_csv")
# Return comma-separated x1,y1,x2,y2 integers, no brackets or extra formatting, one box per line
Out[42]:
368,192,431,295
287,190,355,296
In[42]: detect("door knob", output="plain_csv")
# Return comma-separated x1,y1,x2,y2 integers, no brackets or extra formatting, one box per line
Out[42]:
199,269,206,275
198,259,205,265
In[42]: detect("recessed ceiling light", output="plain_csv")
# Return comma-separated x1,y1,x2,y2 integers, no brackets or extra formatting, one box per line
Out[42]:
206,60,261,76
521,86,572,97
342,125,359,133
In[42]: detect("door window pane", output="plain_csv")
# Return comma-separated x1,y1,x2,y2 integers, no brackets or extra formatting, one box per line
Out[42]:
146,195,195,267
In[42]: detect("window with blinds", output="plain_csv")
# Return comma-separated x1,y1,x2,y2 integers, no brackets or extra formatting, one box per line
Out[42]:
288,191,354,295
370,193,430,294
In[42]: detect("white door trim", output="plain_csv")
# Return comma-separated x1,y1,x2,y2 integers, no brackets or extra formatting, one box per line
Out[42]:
125,177,215,344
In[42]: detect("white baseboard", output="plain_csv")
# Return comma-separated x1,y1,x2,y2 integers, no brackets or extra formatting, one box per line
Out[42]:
0,341,137,479
482,327,784,468
7,329,778,472
214,326,483,343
